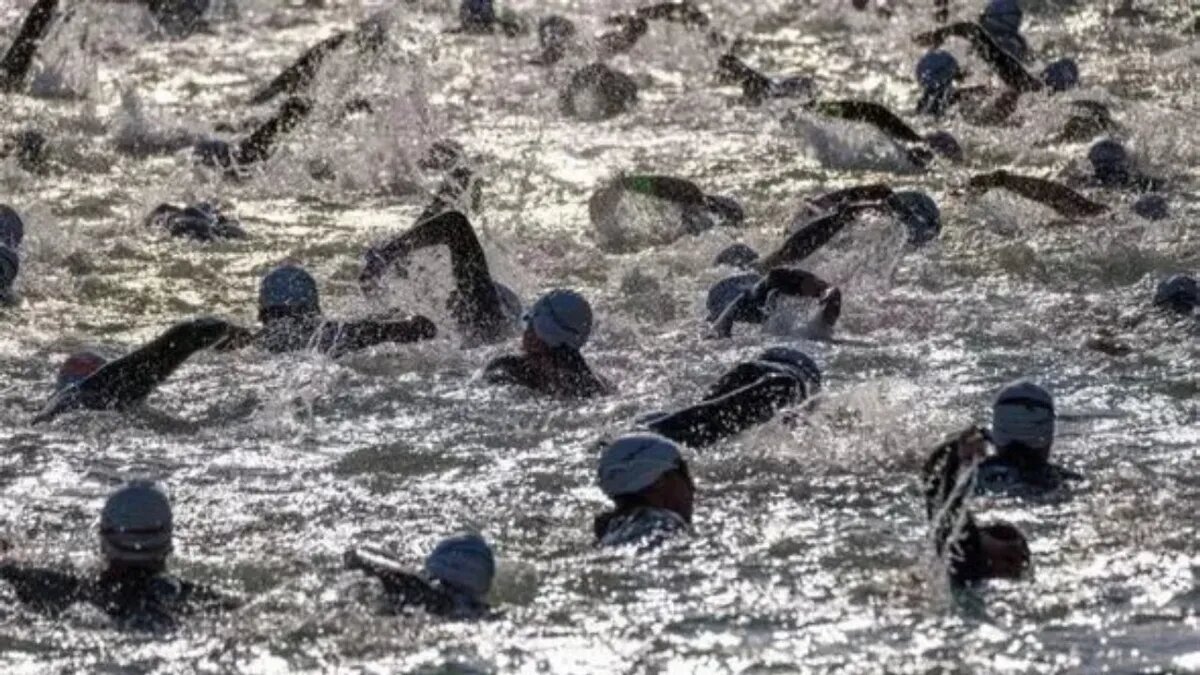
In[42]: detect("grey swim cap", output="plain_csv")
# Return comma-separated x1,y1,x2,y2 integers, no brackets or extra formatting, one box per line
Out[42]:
991,380,1056,454
100,481,173,566
525,289,593,350
424,533,495,600
597,433,684,499
759,346,822,392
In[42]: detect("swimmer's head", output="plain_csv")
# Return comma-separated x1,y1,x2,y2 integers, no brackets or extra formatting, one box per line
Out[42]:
1041,58,1080,93
713,243,760,269
981,0,1023,35
1132,194,1168,221
538,15,576,51
100,480,173,572
523,289,593,352
1088,139,1131,187
924,131,964,162
56,351,107,391
0,204,25,249
991,380,1056,466
0,245,18,296
259,264,321,322
424,533,495,602
979,521,1030,579
916,50,959,94
706,272,762,322
1153,274,1198,315
460,0,495,28
759,346,822,393
597,433,693,523
193,138,234,170
890,191,941,245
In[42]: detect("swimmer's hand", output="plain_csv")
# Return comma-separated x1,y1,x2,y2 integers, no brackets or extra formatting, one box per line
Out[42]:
213,324,257,352
954,426,989,464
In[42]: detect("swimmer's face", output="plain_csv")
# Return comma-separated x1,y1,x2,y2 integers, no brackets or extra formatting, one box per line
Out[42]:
642,463,695,524
980,524,1029,579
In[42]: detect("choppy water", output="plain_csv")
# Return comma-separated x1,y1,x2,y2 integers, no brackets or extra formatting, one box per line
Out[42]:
2,0,1199,672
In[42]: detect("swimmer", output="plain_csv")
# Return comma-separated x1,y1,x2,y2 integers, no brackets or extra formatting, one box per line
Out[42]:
345,533,495,619
797,98,965,166
32,317,234,425
454,0,524,37
0,0,57,93
588,174,744,252
359,210,518,344
194,97,314,174
530,16,577,65
912,49,1031,127
1153,274,1198,316
716,53,814,105
0,205,25,300
220,263,437,356
978,0,1029,61
1,129,49,171
1054,100,1118,143
923,426,1031,586
977,380,1081,493
1086,139,1165,193
642,347,821,448
142,202,246,241
484,289,612,398
594,433,693,549
0,481,240,628
967,171,1109,218
559,63,638,121
706,266,840,340
250,14,387,105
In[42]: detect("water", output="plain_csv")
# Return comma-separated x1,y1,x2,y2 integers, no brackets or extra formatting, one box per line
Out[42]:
2,0,1199,672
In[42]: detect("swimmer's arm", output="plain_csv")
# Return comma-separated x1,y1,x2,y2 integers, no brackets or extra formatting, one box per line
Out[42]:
968,171,1108,217
249,31,350,105
0,0,58,92
703,362,773,400
806,185,895,213
317,316,437,355
633,2,710,28
648,373,800,447
814,101,924,143
0,564,88,613
758,205,877,270
361,210,490,288
235,97,314,166
213,324,258,352
483,355,538,389
619,175,707,206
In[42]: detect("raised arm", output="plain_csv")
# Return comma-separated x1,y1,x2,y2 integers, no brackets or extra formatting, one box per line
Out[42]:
813,100,924,143
647,373,803,447
0,0,59,92
968,171,1109,217
315,316,437,357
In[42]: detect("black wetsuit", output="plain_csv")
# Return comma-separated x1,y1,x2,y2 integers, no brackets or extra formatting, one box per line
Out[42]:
975,446,1082,494
195,97,314,172
345,548,488,619
143,202,247,240
968,171,1108,217
32,318,233,424
717,54,812,105
645,359,812,448
250,18,386,105
359,210,511,344
0,564,238,629
709,267,839,338
915,22,1043,93
484,346,610,399
0,0,58,92
222,313,437,358
922,433,990,586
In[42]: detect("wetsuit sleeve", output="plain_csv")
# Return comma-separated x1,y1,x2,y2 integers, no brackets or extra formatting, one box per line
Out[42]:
235,97,314,166
0,0,58,92
619,175,707,206
315,316,437,356
716,55,773,104
648,373,802,447
359,211,509,338
814,101,924,143
969,171,1108,217
942,22,1042,92
0,564,88,614
344,548,453,615
212,324,259,352
709,267,830,338
703,362,775,400
758,206,869,270
922,431,988,585
806,185,895,213
483,354,537,388
632,2,710,28
250,32,350,104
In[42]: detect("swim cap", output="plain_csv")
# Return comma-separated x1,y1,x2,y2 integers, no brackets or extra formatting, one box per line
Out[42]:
0,205,24,249
713,243,760,268
759,346,822,392
924,130,964,162
525,289,593,350
597,433,684,499
992,380,1056,454
1132,194,1168,221
460,0,495,26
538,15,576,50
493,281,523,323
56,351,107,391
1042,58,1080,92
1153,274,1199,313
891,191,941,245
981,0,1022,35
259,264,320,316
706,273,761,321
1088,139,1130,186
915,50,959,92
99,481,173,566
424,533,495,600
0,246,17,294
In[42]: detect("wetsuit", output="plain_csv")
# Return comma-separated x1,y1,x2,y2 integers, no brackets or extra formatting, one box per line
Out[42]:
709,268,840,339
915,22,1043,93
975,443,1082,494
968,171,1109,217
483,345,611,398
221,312,437,358
922,431,991,585
589,174,744,252
195,97,315,173
0,564,239,629
345,548,489,619
644,358,814,448
359,210,513,344
593,505,689,550
143,202,247,240
32,317,234,425
0,0,58,92
717,54,813,105
250,17,386,105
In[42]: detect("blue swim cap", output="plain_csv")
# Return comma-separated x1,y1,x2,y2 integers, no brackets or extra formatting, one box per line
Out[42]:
1042,58,1080,92
759,346,822,392
713,243,760,268
425,533,495,600
992,380,1055,456
1153,274,1199,313
0,205,24,249
891,191,941,245
981,0,1022,35
916,50,959,92
493,281,523,323
1088,139,1130,185
100,480,173,566
525,289,593,350
924,130,964,161
1132,194,1168,221
259,264,320,316
0,245,18,294
706,272,761,321
460,0,495,25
